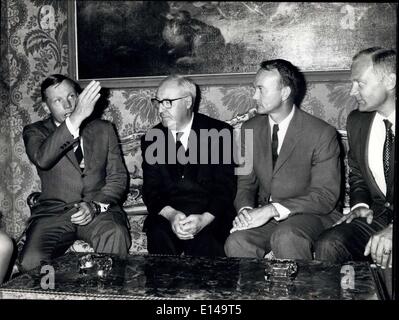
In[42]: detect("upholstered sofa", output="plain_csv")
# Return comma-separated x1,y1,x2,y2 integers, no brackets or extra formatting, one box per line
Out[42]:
21,109,350,256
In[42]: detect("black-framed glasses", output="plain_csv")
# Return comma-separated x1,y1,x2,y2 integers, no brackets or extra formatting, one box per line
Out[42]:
151,96,190,109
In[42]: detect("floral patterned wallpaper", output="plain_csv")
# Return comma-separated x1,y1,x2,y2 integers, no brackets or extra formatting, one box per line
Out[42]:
0,0,395,240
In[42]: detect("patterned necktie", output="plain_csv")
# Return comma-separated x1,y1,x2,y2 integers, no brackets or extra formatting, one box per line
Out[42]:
383,119,394,199
272,124,279,168
74,140,83,167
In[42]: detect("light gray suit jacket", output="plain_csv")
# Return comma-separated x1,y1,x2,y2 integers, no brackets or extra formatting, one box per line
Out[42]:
235,107,342,225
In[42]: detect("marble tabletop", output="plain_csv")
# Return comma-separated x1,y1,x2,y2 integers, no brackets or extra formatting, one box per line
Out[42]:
0,253,378,300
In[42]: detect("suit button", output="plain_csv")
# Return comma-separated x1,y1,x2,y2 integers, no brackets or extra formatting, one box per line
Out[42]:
81,174,86,178
385,202,391,208
81,194,84,198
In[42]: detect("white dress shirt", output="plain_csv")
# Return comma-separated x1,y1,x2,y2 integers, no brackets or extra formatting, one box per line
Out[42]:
268,106,295,221
239,106,296,221
171,114,194,150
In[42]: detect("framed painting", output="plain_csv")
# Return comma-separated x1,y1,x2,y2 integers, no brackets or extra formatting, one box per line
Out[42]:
68,1,396,88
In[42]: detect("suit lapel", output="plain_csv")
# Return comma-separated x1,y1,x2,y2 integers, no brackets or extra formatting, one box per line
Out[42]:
81,124,94,172
259,116,273,187
388,140,395,200
361,112,385,198
183,114,199,178
272,108,301,175
187,113,199,156
43,117,57,133
66,147,81,171
44,117,82,171
163,126,180,179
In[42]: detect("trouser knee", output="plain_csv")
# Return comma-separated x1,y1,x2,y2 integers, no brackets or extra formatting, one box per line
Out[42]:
270,226,312,259
224,231,256,258
314,232,349,263
92,222,131,257
19,248,48,272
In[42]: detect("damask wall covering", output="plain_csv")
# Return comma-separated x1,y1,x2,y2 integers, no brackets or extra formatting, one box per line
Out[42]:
0,0,396,240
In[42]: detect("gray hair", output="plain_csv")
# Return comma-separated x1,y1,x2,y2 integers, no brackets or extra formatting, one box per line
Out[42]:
159,75,197,101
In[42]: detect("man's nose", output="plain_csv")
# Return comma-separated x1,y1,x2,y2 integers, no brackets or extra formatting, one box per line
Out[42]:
252,89,259,100
64,99,74,110
158,102,167,113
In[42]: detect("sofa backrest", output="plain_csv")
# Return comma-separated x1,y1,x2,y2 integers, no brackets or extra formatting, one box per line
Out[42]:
120,110,351,214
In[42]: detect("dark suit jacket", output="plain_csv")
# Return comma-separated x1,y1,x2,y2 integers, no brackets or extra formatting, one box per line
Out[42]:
235,107,341,225
347,110,394,217
23,117,128,211
141,112,237,239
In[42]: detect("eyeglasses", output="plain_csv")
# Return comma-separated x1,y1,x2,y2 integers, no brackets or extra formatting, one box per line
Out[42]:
151,96,190,109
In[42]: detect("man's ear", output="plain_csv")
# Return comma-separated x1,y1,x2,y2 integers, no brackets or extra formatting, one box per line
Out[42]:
384,73,396,91
42,102,50,114
184,96,192,110
281,86,291,102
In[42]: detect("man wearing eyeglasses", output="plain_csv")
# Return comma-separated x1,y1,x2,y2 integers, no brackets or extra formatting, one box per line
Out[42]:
140,75,236,257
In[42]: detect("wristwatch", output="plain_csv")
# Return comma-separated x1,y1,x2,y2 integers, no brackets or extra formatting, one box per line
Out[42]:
90,201,101,216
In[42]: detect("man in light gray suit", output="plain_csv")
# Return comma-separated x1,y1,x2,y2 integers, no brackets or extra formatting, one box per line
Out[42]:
224,59,342,259
19,74,131,271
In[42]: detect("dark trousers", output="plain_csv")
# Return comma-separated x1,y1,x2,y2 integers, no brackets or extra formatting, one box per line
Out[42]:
145,215,225,257
18,207,131,272
314,213,391,263
224,213,329,259
314,213,393,299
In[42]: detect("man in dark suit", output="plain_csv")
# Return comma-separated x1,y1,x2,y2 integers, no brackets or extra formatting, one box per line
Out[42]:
19,74,131,271
141,75,236,257
315,48,395,271
224,59,342,260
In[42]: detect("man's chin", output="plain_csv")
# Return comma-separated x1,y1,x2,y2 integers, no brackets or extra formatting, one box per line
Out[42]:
161,118,174,129
255,107,268,115
357,103,371,112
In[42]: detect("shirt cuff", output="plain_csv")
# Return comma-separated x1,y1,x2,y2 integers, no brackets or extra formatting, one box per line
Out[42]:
93,201,109,213
272,203,290,221
351,203,369,211
65,117,80,139
238,206,253,214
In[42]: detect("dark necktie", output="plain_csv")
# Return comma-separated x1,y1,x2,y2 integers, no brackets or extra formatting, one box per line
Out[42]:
383,119,394,199
74,139,83,168
176,132,184,177
272,124,279,168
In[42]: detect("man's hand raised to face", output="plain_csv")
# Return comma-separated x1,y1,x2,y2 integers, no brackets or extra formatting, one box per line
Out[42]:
69,80,101,129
